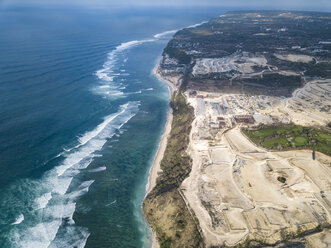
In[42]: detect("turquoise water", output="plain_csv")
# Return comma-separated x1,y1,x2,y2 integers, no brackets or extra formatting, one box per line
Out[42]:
0,5,223,247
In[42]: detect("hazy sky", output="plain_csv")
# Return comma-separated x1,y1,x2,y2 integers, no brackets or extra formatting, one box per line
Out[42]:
1,0,330,10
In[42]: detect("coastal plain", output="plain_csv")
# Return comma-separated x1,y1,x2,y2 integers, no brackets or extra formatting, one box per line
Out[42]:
144,11,331,248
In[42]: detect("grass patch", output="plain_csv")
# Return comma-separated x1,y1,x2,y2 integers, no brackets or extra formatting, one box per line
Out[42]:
277,176,286,183
244,124,331,156
294,136,308,146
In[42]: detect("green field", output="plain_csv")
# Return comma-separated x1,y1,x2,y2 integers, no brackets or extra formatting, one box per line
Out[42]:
244,125,331,156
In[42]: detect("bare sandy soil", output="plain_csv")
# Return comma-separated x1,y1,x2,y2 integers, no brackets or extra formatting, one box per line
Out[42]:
181,86,331,247
279,79,331,126
146,11,331,247
193,53,267,76
274,53,314,63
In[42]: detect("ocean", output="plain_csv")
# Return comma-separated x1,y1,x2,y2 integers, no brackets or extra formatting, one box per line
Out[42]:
0,5,223,247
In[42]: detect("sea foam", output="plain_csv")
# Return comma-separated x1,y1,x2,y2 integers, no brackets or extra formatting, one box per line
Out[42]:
88,166,107,173
11,214,24,225
94,39,155,98
35,192,52,210
11,101,140,248
187,21,207,28
10,28,182,247
153,29,177,38
94,30,177,98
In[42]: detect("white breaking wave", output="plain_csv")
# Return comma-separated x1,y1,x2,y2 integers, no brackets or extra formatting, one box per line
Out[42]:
93,39,156,98
107,91,123,96
56,101,139,179
88,166,106,173
77,104,129,147
187,21,207,28
12,101,140,248
11,24,206,247
96,23,205,84
106,199,117,207
95,39,154,84
66,180,95,199
18,221,62,248
98,85,111,89
35,192,52,210
11,214,24,225
153,29,177,38
48,228,90,248
94,28,181,98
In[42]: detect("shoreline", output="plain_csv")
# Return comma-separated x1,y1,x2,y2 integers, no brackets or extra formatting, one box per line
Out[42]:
146,108,173,194
146,109,172,248
146,60,175,194
145,60,176,248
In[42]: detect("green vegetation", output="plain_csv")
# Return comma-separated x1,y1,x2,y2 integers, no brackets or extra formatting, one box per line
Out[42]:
244,124,331,156
153,92,194,194
143,89,203,248
164,11,331,96
243,73,302,88
163,46,191,65
277,176,287,183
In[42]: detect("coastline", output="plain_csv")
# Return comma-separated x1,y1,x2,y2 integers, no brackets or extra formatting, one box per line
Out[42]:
146,108,172,248
146,108,173,194
144,57,203,248
145,60,176,248
146,62,175,194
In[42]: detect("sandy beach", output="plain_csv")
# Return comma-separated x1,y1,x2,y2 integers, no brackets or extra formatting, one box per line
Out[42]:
146,108,173,193
145,61,177,248
146,108,172,248
146,60,176,194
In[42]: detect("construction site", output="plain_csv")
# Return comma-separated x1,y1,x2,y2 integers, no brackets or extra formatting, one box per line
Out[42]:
181,81,331,247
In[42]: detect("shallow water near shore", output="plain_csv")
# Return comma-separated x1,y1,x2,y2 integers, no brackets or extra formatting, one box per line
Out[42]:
0,5,224,247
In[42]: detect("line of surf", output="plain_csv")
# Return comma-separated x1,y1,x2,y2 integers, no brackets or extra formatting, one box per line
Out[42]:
11,101,140,248
153,30,177,38
77,104,128,148
95,39,155,83
12,25,202,247
93,29,179,99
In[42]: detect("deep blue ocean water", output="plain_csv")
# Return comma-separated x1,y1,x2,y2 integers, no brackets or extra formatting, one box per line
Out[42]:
0,5,224,247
